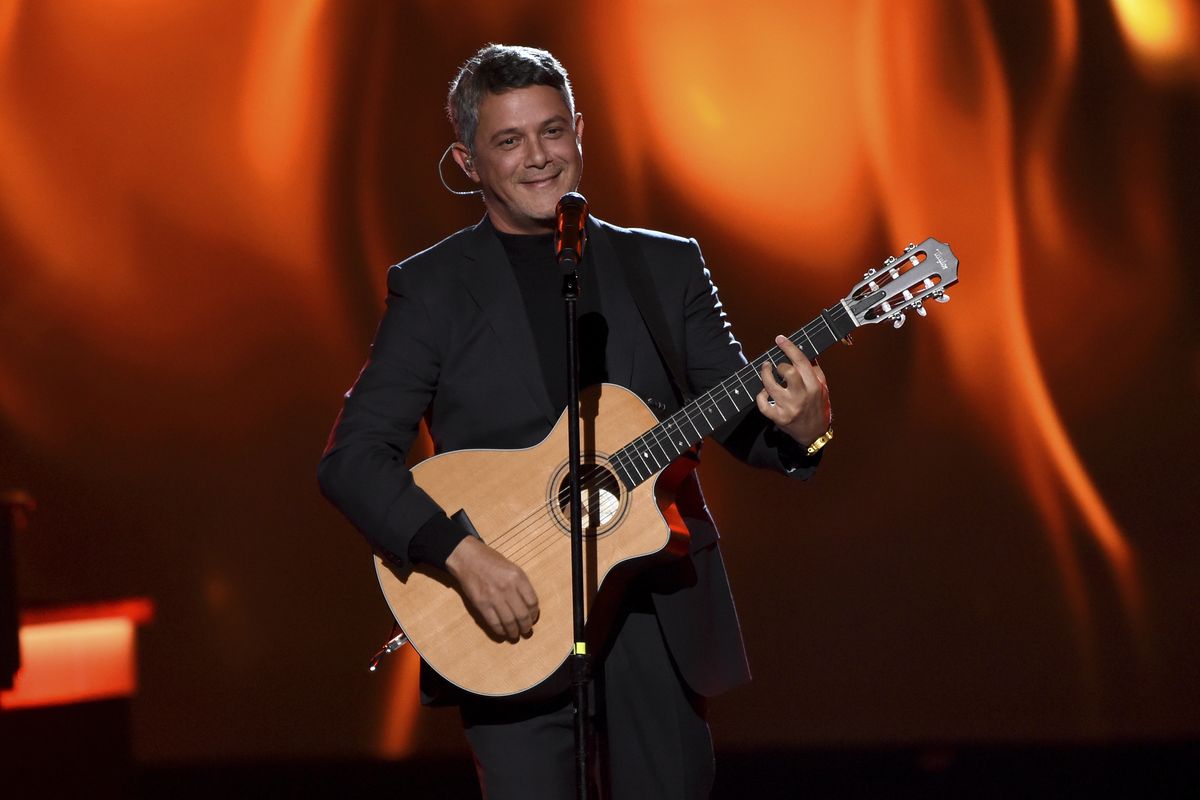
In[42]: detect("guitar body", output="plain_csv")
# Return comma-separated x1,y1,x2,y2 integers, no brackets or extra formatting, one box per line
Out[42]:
374,383,693,697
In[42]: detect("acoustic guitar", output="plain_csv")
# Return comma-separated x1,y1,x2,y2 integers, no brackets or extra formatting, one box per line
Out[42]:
374,237,959,696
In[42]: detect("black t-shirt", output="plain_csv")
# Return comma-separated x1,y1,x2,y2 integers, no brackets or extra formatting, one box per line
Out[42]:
496,230,609,411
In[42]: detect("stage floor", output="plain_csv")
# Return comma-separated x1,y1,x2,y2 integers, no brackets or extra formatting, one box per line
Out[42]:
124,741,1199,798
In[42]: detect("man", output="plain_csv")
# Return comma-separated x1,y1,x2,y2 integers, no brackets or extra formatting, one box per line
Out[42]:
319,44,832,798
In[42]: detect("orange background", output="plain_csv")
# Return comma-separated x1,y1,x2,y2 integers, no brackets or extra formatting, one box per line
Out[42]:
1,0,1197,760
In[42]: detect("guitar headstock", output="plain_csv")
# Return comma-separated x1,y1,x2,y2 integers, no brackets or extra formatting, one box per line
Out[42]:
842,238,959,328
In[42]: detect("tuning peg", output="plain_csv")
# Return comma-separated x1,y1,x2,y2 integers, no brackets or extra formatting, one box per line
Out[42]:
914,301,927,317
904,242,915,252
892,312,906,329
935,291,950,304
884,256,896,266
863,267,877,279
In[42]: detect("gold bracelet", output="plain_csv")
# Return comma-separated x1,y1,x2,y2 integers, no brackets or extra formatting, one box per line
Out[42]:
805,427,834,456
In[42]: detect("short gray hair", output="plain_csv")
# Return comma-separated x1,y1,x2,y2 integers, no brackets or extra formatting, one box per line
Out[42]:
447,44,575,153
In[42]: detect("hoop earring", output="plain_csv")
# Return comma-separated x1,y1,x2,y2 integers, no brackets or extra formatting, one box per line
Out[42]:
438,143,482,197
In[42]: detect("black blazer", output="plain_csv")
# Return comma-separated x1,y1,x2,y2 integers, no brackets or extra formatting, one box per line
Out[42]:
319,215,817,698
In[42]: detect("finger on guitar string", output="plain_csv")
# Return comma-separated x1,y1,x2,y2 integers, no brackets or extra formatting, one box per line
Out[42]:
757,360,786,420
499,599,526,640
517,577,540,625
492,584,538,639
445,536,540,641
481,606,506,640
774,334,822,393
754,335,832,443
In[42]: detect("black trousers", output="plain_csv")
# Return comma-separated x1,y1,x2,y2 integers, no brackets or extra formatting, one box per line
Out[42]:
459,593,715,799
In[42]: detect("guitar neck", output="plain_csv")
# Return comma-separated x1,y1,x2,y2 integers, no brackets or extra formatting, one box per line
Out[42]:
613,301,856,489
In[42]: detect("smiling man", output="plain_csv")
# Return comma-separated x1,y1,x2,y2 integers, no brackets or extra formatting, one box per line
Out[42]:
319,44,832,799
449,81,583,233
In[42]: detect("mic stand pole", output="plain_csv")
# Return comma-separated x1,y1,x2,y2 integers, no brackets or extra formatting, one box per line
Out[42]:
561,267,591,800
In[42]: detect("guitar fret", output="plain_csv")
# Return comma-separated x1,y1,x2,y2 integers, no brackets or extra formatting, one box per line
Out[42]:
800,327,817,358
818,314,836,340
647,427,677,459
709,395,728,423
632,443,654,476
666,419,687,449
642,439,664,471
720,381,740,408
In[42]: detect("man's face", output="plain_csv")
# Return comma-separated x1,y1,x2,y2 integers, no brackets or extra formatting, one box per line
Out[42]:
455,84,584,235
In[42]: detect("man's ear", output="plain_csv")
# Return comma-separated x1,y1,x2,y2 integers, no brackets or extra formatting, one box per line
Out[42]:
450,142,478,181
574,113,585,148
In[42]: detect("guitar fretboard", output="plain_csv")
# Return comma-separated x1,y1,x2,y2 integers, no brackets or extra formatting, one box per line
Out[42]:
611,302,855,489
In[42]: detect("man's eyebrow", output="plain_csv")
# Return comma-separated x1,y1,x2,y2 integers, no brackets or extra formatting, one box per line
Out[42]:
489,116,571,140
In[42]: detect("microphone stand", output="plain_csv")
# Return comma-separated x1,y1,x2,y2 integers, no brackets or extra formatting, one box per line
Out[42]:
561,265,591,800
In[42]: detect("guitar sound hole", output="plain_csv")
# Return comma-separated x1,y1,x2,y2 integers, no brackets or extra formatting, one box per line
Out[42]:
554,463,623,535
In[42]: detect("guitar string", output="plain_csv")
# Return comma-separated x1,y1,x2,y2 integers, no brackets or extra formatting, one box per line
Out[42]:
501,478,619,567
490,470,624,559
506,477,637,572
509,291,927,564
548,304,846,504
608,307,844,484
487,362,808,567
496,309,853,567
473,457,623,556
477,284,941,565
474,307,851,557
482,343,804,561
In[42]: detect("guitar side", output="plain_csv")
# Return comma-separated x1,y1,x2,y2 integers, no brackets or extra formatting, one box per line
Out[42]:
373,383,689,697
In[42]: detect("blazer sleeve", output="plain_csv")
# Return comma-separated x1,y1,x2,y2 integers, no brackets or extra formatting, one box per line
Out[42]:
317,264,449,568
676,238,822,480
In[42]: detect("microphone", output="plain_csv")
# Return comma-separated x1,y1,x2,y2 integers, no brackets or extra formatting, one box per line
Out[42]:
555,192,589,267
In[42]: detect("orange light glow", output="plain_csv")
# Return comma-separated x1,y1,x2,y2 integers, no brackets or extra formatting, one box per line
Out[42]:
2,618,137,709
1,599,153,710
0,0,356,450
593,2,875,267
377,645,424,757
596,0,1143,649
857,0,1141,627
1112,0,1198,75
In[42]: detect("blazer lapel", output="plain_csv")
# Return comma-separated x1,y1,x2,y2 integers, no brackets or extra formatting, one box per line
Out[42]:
587,220,639,391
456,216,559,426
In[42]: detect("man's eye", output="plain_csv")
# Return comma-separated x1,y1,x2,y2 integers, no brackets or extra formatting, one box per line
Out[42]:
545,127,562,136
500,137,517,147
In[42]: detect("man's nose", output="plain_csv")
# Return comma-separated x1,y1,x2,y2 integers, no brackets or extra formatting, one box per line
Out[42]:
524,138,550,168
